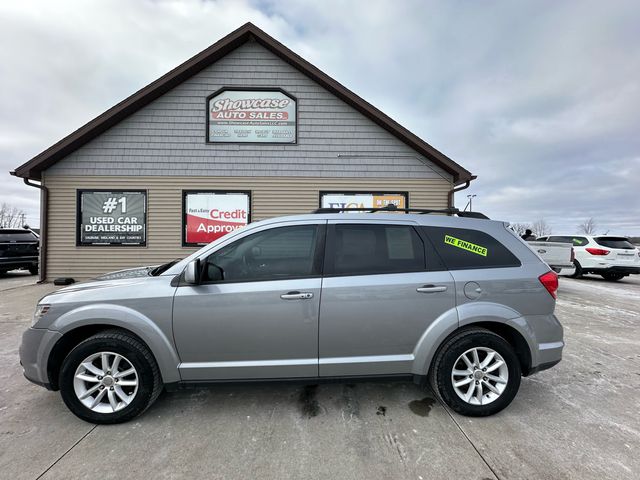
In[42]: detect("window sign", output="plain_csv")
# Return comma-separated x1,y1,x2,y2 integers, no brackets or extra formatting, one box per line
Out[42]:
320,192,408,211
207,89,296,143
183,191,251,246
77,190,146,246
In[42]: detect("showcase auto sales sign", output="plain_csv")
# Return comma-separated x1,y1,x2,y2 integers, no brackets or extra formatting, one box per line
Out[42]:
185,192,250,245
207,89,296,143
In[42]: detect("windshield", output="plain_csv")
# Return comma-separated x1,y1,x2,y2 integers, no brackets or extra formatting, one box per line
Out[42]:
149,259,181,276
594,237,635,250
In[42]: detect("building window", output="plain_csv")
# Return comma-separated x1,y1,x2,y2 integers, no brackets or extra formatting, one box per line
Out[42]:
76,190,146,246
319,191,408,211
183,190,251,247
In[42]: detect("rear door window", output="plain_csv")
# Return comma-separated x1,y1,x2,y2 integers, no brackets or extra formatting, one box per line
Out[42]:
422,227,520,270
548,236,588,246
594,237,635,250
326,224,425,275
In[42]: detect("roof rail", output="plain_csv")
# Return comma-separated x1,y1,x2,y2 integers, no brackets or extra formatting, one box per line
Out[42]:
312,205,489,219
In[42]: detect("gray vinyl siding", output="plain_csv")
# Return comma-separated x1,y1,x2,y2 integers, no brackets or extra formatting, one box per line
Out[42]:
43,175,451,280
46,40,452,182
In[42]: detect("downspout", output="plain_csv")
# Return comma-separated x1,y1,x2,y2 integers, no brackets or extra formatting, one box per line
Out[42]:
23,178,48,283
447,175,477,211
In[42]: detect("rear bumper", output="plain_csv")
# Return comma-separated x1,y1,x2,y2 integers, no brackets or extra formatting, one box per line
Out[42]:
528,359,561,375
0,257,38,269
516,313,564,376
587,266,640,275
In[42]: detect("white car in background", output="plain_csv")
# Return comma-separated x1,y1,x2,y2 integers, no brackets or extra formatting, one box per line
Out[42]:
536,235,640,281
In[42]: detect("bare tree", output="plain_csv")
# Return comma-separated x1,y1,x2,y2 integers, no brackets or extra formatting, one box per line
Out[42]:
531,218,552,238
0,202,26,229
577,217,597,235
510,223,530,236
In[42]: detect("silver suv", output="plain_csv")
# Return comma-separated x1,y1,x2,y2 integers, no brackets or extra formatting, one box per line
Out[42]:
19,211,564,423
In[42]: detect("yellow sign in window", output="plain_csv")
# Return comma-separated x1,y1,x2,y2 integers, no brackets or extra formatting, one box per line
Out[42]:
444,235,488,256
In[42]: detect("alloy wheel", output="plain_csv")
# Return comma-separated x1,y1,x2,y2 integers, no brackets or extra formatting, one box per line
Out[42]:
73,351,139,413
451,347,509,406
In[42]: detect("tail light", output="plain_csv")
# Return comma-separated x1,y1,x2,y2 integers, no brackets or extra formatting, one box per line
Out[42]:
570,247,575,262
585,248,610,256
539,271,558,299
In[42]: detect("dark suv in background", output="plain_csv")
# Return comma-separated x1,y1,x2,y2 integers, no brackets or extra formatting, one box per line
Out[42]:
0,228,39,275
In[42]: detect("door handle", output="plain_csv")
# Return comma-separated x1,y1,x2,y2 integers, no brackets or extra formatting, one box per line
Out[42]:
280,291,314,300
416,285,447,293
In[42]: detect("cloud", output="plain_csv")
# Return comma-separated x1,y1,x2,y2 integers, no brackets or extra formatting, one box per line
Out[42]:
1,0,638,234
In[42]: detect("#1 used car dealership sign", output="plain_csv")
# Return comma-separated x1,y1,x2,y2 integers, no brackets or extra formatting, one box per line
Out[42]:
77,190,146,246
207,89,296,143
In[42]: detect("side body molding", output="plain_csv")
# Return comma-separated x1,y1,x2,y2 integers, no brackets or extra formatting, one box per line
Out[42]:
49,303,181,383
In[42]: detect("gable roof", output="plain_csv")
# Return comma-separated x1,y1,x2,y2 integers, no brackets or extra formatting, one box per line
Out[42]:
11,22,473,184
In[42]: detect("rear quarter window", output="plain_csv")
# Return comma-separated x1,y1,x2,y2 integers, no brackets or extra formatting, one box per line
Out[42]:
594,237,635,250
422,226,521,270
0,231,38,242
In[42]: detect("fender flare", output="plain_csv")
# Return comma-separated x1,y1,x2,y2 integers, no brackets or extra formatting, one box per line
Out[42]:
412,302,536,375
411,307,459,375
50,303,181,383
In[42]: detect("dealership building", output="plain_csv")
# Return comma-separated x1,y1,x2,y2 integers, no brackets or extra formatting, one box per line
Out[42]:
12,23,474,281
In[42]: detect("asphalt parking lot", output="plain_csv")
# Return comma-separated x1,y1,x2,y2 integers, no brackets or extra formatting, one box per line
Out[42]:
1,273,638,480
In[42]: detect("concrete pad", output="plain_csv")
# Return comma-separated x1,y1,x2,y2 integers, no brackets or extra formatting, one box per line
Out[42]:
448,276,640,480
0,271,38,293
1,276,639,479
40,382,496,480
0,285,94,480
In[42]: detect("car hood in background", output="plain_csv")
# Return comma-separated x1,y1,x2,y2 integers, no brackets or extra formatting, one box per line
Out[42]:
94,266,157,281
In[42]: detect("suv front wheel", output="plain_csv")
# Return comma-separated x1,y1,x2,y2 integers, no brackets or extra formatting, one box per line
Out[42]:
59,330,162,424
430,328,521,416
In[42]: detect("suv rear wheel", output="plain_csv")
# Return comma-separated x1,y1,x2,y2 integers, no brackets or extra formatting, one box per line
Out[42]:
601,272,625,281
429,328,521,416
59,330,162,424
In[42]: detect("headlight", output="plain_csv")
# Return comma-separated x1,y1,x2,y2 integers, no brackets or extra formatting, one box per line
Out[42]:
32,304,50,327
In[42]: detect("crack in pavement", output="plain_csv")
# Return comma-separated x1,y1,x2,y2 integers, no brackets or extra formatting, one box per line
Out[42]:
35,425,98,480
436,396,501,480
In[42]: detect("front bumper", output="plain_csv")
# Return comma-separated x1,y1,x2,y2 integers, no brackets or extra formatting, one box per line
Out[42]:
19,327,62,390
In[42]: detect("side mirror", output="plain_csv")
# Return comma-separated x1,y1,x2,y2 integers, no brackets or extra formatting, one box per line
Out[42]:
183,259,201,285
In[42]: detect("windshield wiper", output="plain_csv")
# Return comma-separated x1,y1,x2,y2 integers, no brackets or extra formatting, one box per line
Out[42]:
149,259,180,276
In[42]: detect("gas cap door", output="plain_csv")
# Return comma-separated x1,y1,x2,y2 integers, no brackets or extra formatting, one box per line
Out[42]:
463,281,482,300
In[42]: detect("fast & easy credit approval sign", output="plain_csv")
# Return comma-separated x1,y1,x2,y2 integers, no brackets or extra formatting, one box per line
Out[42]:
184,191,250,245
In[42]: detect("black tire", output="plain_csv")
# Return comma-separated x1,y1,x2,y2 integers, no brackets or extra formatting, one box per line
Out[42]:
28,265,38,275
568,260,583,278
59,330,162,424
601,272,625,281
429,328,521,417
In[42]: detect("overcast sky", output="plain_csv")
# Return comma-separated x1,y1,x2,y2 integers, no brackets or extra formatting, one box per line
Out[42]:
1,0,638,234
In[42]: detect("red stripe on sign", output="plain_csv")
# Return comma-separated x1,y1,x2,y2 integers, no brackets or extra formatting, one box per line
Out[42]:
185,214,247,244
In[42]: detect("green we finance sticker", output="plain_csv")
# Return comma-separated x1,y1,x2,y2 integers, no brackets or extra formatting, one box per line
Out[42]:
444,235,488,256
